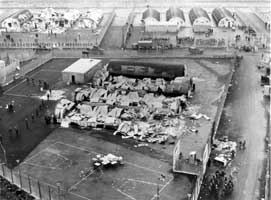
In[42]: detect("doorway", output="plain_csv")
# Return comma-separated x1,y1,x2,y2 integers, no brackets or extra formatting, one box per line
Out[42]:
71,75,75,84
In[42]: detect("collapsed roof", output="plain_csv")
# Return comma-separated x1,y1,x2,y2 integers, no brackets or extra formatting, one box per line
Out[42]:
166,7,185,22
189,7,210,25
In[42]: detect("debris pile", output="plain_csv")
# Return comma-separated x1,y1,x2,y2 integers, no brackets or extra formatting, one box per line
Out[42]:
54,66,211,145
92,154,123,168
212,138,237,167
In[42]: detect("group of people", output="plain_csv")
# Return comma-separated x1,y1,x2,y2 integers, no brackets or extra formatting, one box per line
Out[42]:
26,77,50,92
44,114,57,125
239,140,246,150
205,170,234,200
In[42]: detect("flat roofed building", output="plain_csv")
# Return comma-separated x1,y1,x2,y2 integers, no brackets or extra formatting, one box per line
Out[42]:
62,58,102,84
189,7,211,33
212,7,235,28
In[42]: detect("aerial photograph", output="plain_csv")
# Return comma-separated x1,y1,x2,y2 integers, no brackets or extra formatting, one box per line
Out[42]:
0,0,270,200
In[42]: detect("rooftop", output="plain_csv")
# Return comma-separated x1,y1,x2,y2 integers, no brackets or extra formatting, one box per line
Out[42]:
62,58,102,74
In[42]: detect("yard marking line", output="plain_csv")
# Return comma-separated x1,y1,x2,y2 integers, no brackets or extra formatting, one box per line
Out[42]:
113,187,136,200
124,161,172,178
56,141,102,155
70,191,93,200
150,177,174,200
23,142,59,163
126,178,163,186
22,162,57,170
4,93,31,98
58,142,172,179
40,69,61,72
68,167,95,192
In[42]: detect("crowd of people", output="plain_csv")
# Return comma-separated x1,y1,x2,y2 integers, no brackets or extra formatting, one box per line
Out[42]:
202,170,234,200
0,176,34,200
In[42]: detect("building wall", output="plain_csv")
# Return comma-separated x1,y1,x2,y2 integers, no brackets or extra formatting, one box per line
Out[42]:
193,24,211,33
0,59,20,86
62,72,85,84
193,17,211,33
218,17,235,28
145,24,179,32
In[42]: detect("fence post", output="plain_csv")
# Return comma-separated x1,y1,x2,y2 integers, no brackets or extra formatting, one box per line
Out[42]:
57,182,61,200
28,175,32,194
1,164,5,176
19,166,22,188
48,185,51,200
38,180,42,199
10,168,14,183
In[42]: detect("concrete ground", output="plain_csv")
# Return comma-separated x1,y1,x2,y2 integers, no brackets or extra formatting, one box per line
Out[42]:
16,128,195,200
0,58,77,167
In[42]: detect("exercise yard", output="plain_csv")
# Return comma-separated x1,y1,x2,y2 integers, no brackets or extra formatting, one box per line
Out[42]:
16,128,196,200
0,58,77,167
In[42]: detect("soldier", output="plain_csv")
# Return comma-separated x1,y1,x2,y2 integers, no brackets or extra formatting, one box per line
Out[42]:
26,77,30,85
25,117,29,129
239,140,242,150
31,113,35,121
242,140,246,149
8,126,13,137
14,125,19,137
35,109,39,117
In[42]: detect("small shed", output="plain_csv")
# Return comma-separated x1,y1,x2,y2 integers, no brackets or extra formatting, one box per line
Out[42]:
62,59,102,84
189,7,211,33
142,8,160,24
166,7,185,26
212,8,235,28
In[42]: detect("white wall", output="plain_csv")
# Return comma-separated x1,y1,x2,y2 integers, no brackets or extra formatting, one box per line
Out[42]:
218,17,235,28
62,72,85,84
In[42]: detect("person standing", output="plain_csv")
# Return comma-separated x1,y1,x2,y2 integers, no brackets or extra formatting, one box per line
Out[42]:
25,117,29,129
36,109,39,117
31,113,35,122
242,140,246,149
8,126,13,137
0,134,2,144
239,140,242,150
14,125,19,137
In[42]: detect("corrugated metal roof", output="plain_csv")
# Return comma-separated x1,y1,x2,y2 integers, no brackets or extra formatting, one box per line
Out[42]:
212,7,233,25
189,7,210,25
62,59,101,74
142,8,160,21
166,7,185,21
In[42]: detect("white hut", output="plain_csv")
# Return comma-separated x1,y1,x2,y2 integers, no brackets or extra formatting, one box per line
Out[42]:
189,7,211,33
212,7,235,28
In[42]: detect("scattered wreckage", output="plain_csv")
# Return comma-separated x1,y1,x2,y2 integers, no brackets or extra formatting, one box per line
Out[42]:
92,154,123,168
212,138,237,167
54,66,211,146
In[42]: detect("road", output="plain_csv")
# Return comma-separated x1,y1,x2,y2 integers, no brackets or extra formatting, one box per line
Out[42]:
212,53,269,200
